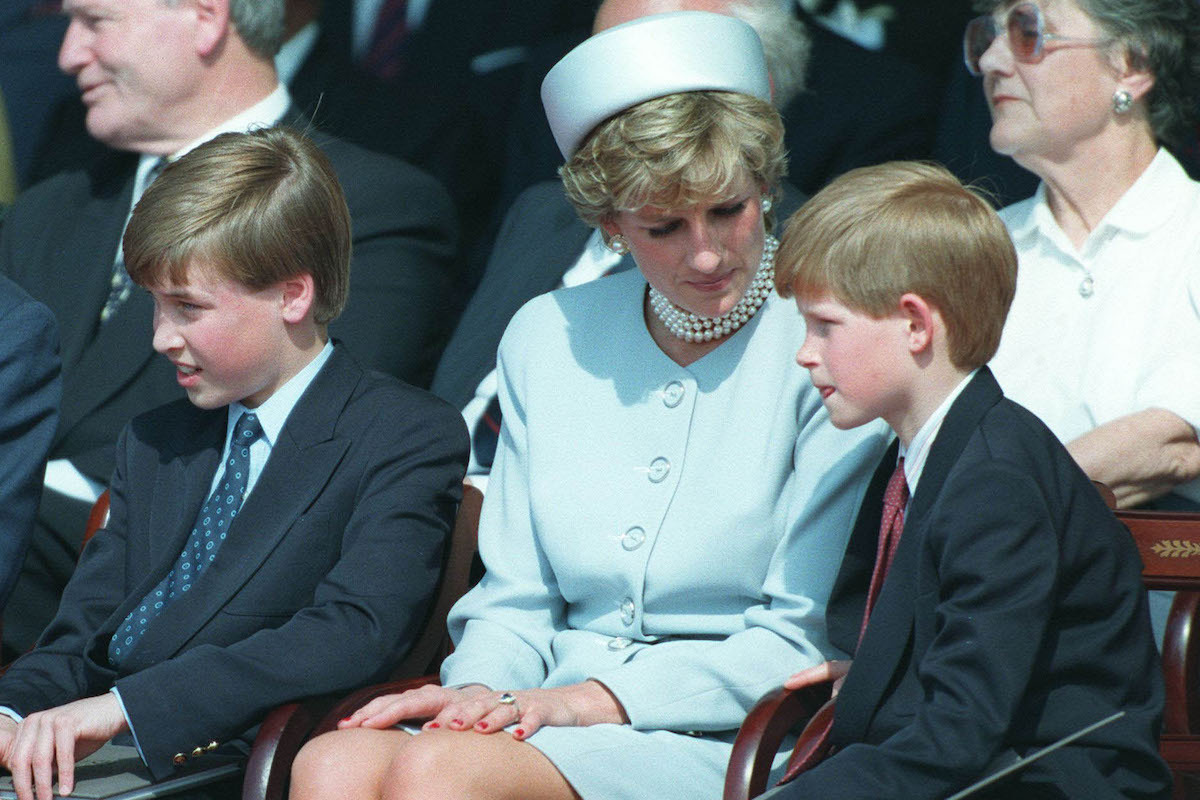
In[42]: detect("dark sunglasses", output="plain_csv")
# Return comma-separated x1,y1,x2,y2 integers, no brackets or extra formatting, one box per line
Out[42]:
963,2,1110,77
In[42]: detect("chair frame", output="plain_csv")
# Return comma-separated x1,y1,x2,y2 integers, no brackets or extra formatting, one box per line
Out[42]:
1124,508,1200,800
722,684,832,800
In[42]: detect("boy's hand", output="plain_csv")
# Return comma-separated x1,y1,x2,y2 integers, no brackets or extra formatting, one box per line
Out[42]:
5,694,128,800
785,660,852,697
0,714,17,767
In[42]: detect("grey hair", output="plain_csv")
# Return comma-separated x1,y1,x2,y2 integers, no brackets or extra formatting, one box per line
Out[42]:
160,0,284,58
1076,0,1200,150
728,0,811,109
229,0,286,59
976,0,1200,151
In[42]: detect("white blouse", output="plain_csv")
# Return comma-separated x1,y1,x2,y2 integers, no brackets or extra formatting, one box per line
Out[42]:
990,148,1200,503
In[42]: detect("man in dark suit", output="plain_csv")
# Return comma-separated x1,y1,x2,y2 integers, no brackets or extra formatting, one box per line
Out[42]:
0,0,459,657
280,0,593,306
0,127,468,798
0,275,60,612
767,162,1168,799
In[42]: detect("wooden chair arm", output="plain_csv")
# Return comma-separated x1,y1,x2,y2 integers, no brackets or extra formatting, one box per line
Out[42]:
240,676,440,800
1161,735,1200,772
242,696,340,800
1164,591,1200,734
723,681,833,800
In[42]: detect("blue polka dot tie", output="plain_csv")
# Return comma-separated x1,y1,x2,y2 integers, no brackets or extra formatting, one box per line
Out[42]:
108,412,263,666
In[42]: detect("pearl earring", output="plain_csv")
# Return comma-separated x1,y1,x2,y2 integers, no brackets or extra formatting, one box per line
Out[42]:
606,234,630,255
1112,90,1133,115
760,195,773,215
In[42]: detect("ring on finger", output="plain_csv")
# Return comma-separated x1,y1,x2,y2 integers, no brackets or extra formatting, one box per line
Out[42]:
497,692,520,715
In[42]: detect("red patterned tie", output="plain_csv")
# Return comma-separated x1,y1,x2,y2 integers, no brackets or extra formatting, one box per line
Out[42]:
362,0,410,80
779,457,908,783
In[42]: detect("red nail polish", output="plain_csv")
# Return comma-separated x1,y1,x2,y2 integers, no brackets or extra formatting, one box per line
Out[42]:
451,718,464,727
427,722,440,729
340,717,351,722
477,722,489,730
514,728,526,738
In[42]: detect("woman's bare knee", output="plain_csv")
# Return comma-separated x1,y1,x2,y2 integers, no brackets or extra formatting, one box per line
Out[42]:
291,728,404,800
380,731,467,800
380,731,578,800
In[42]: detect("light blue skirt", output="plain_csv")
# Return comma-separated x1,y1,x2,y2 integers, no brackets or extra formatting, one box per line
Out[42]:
527,724,794,800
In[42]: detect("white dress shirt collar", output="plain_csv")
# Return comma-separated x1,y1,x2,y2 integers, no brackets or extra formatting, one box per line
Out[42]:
352,0,432,61
135,83,293,183
899,369,978,496
276,21,321,86
225,339,334,451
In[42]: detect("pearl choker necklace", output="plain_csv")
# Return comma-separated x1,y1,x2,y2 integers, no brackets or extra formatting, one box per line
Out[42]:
648,234,777,343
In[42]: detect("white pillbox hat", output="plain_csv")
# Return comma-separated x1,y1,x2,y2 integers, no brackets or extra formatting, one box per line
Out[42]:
541,11,771,159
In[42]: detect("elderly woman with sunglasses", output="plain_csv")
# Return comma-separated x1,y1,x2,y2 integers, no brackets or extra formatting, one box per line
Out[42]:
289,12,887,800
963,0,1200,514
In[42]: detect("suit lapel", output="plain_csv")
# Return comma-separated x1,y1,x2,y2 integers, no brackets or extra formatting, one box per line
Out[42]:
477,185,591,347
148,408,229,568
54,159,136,373
61,289,157,435
436,183,592,408
828,441,911,743
826,442,896,649
832,370,1005,743
904,369,1003,533
55,155,166,438
98,406,225,675
832,521,919,743
124,347,361,665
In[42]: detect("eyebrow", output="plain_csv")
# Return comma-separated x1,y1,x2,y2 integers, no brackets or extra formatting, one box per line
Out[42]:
636,193,751,219
155,287,204,301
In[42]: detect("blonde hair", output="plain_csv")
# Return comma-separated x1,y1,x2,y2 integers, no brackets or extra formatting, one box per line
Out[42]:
775,161,1017,370
559,91,786,228
124,127,350,326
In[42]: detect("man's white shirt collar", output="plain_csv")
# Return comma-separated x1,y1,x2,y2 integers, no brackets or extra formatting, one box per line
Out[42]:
134,83,293,185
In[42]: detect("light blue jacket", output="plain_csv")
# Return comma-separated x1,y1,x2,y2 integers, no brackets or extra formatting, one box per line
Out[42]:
442,269,889,733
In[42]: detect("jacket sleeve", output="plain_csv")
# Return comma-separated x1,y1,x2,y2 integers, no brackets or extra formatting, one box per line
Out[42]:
439,309,566,690
114,395,467,779
0,293,61,607
0,421,135,714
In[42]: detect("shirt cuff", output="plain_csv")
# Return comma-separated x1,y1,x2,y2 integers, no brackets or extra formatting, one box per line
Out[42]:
109,687,148,766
